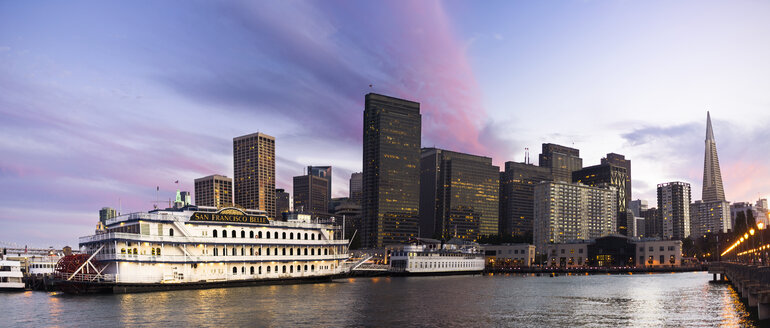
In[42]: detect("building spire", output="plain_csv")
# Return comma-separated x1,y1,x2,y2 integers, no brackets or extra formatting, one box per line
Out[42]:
702,111,726,202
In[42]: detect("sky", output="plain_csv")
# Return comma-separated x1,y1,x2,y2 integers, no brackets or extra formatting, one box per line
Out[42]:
1,0,769,247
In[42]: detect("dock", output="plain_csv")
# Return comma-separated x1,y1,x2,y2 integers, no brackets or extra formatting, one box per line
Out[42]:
709,262,770,320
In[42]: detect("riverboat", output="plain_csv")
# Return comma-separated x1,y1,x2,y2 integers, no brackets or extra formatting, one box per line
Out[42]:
55,202,349,294
0,258,25,291
388,238,485,275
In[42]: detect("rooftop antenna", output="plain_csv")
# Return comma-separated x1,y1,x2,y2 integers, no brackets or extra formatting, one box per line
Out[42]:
525,147,530,164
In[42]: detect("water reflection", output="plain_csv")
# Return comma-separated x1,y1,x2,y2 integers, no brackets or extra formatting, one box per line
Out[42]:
0,272,761,327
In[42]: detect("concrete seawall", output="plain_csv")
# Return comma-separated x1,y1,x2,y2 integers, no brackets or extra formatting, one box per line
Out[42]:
709,263,770,320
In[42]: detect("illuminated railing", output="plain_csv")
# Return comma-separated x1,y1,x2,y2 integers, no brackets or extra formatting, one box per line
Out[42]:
721,228,759,257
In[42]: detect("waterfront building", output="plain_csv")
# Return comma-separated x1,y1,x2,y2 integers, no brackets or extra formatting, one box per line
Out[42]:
533,181,617,253
233,132,276,217
362,93,421,249
545,242,590,268
572,163,629,235
293,174,329,216
635,239,682,268
702,112,726,203
63,203,348,293
419,148,499,241
538,143,582,182
499,161,553,238
690,200,731,238
633,217,645,238
275,188,290,218
481,244,536,267
629,199,648,217
657,182,692,240
194,175,233,209
308,166,332,204
99,207,117,224
349,172,362,204
587,235,636,267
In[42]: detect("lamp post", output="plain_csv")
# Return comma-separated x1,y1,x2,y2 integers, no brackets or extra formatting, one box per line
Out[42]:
759,221,766,265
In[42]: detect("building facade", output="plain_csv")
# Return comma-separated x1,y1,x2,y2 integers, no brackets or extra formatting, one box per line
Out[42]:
545,242,590,268
275,188,290,218
419,148,499,241
233,132,276,217
538,143,582,182
572,163,629,235
499,161,553,238
293,174,329,216
642,207,662,238
307,166,332,204
635,239,683,268
349,172,363,204
629,199,648,217
194,174,233,209
657,182,692,240
690,200,730,238
533,181,617,253
601,153,632,210
362,93,421,248
482,244,536,267
99,207,117,224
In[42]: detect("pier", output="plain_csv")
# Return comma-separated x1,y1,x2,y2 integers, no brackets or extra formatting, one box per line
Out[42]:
709,263,770,320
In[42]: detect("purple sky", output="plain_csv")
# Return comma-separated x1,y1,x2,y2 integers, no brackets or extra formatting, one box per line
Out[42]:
1,1,769,247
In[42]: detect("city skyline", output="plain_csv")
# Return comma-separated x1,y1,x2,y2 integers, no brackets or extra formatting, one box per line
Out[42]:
2,1,770,246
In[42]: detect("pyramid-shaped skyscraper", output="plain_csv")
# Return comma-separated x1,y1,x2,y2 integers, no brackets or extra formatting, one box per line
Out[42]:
702,112,726,202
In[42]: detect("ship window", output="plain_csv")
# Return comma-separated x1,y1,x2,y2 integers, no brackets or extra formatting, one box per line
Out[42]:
249,231,254,238
290,232,294,239
222,230,227,238
267,248,270,256
250,248,254,256
290,266,293,273
233,267,237,275
318,233,321,240
312,234,315,240
282,248,286,256
241,247,245,256
133,248,138,255
169,229,174,236
304,265,308,271
232,230,236,238
157,248,161,256
290,248,293,256
223,248,227,256
274,265,278,273
311,265,315,271
259,266,262,274
304,248,308,255
274,248,278,256
324,249,328,255
266,231,270,239
282,232,286,239
242,266,245,274
258,231,263,238
250,266,254,275
296,248,300,256
232,247,237,256
213,230,218,238
311,249,315,256
297,265,301,272
121,248,126,254
304,233,308,240
214,248,218,256
267,266,271,273
241,231,245,238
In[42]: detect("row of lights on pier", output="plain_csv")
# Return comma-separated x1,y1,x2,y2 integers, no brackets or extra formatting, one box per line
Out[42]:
721,222,766,257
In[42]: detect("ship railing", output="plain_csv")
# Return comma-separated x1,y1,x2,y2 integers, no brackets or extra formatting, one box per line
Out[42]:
92,253,351,263
59,273,116,283
80,232,349,246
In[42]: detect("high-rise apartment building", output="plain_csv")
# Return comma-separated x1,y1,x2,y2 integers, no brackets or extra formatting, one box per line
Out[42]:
349,172,362,204
293,174,329,216
533,181,617,253
702,112,726,202
194,174,233,208
572,163,629,235
275,188,290,218
362,93,421,248
538,143,582,182
419,148,499,241
690,200,730,238
642,207,661,238
233,132,276,217
499,161,553,238
657,182,691,240
307,166,332,203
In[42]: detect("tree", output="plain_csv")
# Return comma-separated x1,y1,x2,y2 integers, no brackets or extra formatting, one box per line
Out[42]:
734,211,747,237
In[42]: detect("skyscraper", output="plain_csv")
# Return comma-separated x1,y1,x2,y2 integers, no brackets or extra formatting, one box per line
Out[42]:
99,207,117,224
307,166,332,203
419,148,499,241
538,143,582,182
533,181,617,253
572,163,629,235
657,182,691,240
362,93,421,249
601,153,632,207
275,188,290,218
293,174,329,216
194,174,233,208
233,132,276,217
349,172,362,204
629,199,648,217
499,161,553,238
702,112,726,202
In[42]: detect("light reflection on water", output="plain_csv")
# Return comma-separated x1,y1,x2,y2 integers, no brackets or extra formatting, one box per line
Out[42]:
0,272,757,327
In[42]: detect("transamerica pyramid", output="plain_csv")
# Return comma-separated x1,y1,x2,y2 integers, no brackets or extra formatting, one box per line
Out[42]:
702,112,726,202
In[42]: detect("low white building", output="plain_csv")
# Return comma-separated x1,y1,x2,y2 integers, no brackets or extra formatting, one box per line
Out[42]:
482,244,535,267
545,242,590,268
635,239,682,268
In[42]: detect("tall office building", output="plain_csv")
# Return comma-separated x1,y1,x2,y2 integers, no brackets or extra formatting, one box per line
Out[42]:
642,207,661,238
233,132,276,217
690,200,730,238
601,153,632,207
194,174,233,208
657,182,691,240
499,161,553,238
702,112,726,202
293,174,329,216
572,163,629,235
533,181,617,253
362,93,421,248
275,188,290,218
307,166,332,202
538,143,582,182
419,148,499,241
629,199,648,217
99,207,117,224
349,172,363,204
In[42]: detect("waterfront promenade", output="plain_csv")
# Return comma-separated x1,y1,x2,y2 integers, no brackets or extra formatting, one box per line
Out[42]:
710,262,770,320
